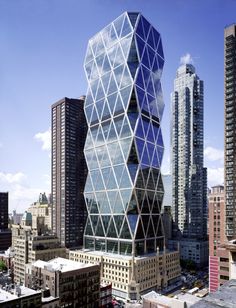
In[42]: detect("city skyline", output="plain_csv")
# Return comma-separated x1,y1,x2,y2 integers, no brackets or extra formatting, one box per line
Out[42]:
0,0,233,211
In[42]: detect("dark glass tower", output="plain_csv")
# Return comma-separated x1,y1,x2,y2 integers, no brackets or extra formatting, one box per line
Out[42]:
83,12,165,256
0,192,12,250
52,97,87,248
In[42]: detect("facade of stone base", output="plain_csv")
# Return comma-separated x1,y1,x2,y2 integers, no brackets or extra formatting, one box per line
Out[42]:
169,239,208,267
69,249,181,299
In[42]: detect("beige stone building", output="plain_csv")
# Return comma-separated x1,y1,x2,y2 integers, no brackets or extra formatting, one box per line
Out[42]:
69,248,181,299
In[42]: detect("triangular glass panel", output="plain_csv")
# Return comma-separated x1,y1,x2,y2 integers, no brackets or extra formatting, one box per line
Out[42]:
107,142,117,163
141,65,150,88
84,174,94,193
135,218,145,239
90,106,99,125
96,217,105,236
107,168,117,189
114,94,124,116
113,164,125,186
102,54,111,75
157,145,164,166
120,116,132,139
120,218,132,239
114,44,125,68
141,144,149,165
85,104,93,124
109,23,118,43
90,36,98,56
153,124,160,142
141,16,150,40
135,119,144,139
101,100,110,121
113,14,125,38
107,190,117,208
157,39,164,59
147,28,155,50
152,56,159,75
114,64,125,89
135,169,145,189
152,215,159,234
85,60,93,80
120,167,132,189
142,166,149,188
152,193,160,214
156,175,164,192
119,137,132,162
101,146,111,168
152,28,160,49
101,120,110,141
96,81,105,101
120,189,132,210
128,62,138,79
120,85,132,109
152,148,159,168
127,214,138,235
126,192,138,214
113,192,124,214
141,215,149,236
147,77,155,97
85,43,94,64
96,125,105,145
96,99,104,120
157,54,164,71
101,215,110,236
95,191,104,209
147,217,155,238
95,35,105,57
120,33,132,60
85,87,94,107
90,198,99,213
90,126,98,144
127,164,138,184
108,73,118,95
149,97,158,119
114,115,124,137
107,44,118,68
127,141,139,164
108,121,117,142
127,12,139,28
95,53,105,76
157,129,164,147
127,37,139,77
120,66,132,89
90,215,99,231
142,46,151,69
147,191,155,213
135,34,145,61
90,170,99,189
136,16,145,40
142,94,150,114
135,68,145,90
135,86,145,109
141,193,149,213
121,15,132,38
94,170,105,190
100,193,111,214
90,79,99,100
85,217,93,236
90,60,99,80
148,46,155,69
114,143,124,164
142,116,149,138
147,169,155,191
135,137,145,161
114,215,124,236
101,167,110,187
147,125,155,144
91,150,99,170
127,112,138,131
107,93,117,115
85,130,93,150
107,218,117,238
101,72,111,95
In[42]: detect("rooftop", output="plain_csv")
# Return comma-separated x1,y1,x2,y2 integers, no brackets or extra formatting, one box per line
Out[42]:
33,257,97,273
0,285,41,303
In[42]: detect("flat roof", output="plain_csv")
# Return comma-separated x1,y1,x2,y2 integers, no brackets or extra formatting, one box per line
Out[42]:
33,257,97,273
0,286,41,303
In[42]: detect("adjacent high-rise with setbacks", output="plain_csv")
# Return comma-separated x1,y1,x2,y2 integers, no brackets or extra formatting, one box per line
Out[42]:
52,97,87,248
83,12,165,256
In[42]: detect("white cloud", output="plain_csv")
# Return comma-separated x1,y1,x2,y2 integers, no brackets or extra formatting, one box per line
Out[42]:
34,128,51,151
180,53,194,65
0,171,49,212
207,167,224,187
0,172,26,184
204,146,224,162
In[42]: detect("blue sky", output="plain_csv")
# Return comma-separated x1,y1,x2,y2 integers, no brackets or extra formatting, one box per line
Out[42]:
0,0,232,212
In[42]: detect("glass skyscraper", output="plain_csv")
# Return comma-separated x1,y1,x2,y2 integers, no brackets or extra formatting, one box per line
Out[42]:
83,12,165,257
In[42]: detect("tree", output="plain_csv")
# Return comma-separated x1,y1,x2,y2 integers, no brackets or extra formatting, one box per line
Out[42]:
0,260,7,271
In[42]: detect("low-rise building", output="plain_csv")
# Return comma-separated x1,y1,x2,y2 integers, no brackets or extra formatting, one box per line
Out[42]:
69,248,181,300
0,285,42,308
25,257,100,307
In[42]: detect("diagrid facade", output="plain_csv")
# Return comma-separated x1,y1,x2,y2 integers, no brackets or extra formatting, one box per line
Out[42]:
83,11,165,256
70,12,181,300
